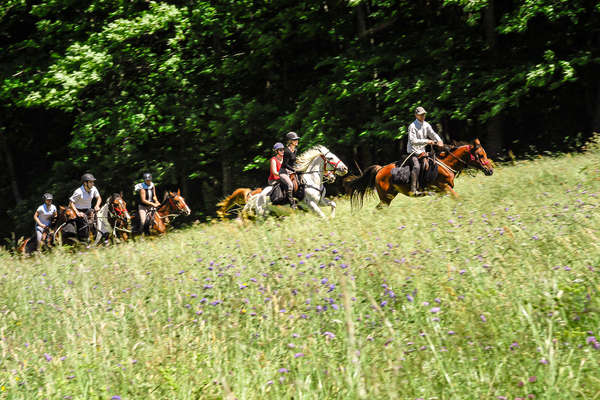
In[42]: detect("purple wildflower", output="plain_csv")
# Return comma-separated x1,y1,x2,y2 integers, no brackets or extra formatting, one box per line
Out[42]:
294,353,304,358
323,332,335,339
430,307,440,313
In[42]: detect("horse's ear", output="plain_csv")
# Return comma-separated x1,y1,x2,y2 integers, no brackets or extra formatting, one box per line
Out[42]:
59,205,65,211
474,138,481,145
177,188,180,195
120,191,123,197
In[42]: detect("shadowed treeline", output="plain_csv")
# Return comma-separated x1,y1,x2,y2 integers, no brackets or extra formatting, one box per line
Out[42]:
1,0,599,241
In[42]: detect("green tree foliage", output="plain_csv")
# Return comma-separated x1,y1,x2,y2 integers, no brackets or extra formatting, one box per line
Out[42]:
1,0,599,240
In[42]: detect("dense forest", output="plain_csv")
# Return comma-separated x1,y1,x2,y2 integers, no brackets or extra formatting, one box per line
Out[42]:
1,0,599,242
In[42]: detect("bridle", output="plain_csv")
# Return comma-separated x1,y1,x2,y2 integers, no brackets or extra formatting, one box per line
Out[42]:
443,145,490,174
320,151,344,173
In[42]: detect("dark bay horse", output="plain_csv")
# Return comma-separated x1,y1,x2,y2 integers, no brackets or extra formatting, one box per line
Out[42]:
134,190,191,235
349,139,494,209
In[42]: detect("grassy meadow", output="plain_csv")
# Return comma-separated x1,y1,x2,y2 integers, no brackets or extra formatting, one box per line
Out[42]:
1,148,599,399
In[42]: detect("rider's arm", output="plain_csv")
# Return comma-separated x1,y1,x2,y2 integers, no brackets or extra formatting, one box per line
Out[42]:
69,190,83,217
425,123,443,145
33,210,44,228
408,123,430,146
270,158,280,178
94,191,102,211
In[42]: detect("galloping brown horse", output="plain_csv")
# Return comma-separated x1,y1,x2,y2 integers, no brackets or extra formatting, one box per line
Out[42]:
349,139,494,209
216,187,263,219
137,190,191,235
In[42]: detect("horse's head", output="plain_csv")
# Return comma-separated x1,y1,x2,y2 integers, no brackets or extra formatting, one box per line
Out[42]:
110,193,131,221
467,139,494,176
57,205,77,223
165,189,191,216
319,147,348,176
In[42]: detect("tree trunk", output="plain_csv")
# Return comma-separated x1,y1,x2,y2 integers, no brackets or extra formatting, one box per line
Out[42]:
593,82,600,134
0,130,22,204
221,159,232,196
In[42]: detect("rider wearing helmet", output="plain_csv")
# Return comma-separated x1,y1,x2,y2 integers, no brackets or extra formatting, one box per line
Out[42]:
268,142,285,185
279,132,300,209
407,107,443,196
69,173,102,242
33,193,57,250
135,172,160,234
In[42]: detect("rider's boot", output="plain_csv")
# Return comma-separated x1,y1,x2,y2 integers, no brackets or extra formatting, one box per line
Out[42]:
408,169,421,197
287,190,298,210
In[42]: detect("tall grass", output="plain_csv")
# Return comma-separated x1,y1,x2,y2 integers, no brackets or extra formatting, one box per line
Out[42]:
1,149,599,399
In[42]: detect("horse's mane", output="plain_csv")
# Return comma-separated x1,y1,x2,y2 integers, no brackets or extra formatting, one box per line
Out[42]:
295,145,329,172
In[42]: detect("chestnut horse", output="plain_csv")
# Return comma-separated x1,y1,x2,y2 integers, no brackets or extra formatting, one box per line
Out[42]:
216,187,262,219
349,139,493,209
135,190,191,235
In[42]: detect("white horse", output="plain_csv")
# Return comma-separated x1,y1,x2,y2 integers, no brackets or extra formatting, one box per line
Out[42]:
243,145,348,218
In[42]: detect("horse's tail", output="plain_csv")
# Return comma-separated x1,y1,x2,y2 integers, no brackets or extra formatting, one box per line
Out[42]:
216,188,251,218
347,165,382,210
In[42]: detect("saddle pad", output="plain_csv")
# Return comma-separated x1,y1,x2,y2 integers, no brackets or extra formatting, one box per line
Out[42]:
391,166,411,186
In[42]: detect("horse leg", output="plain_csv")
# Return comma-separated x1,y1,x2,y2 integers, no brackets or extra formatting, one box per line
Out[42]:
318,196,336,218
305,199,327,218
440,183,459,198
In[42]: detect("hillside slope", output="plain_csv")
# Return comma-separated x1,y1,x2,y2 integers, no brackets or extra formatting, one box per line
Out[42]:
1,150,599,399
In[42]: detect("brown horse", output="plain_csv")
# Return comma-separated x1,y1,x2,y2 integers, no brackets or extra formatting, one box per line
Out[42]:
17,205,79,254
349,139,494,209
216,187,263,219
138,190,191,235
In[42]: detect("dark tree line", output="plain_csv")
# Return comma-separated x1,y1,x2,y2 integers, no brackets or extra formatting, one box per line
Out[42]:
1,0,599,242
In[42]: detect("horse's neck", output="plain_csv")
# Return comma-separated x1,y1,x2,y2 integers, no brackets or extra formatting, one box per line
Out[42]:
301,157,323,186
157,201,171,216
98,203,109,218
440,147,469,171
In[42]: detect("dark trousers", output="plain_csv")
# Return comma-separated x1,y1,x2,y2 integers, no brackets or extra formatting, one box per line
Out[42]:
410,156,420,191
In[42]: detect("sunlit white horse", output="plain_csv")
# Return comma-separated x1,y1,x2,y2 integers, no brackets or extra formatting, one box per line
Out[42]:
243,145,348,218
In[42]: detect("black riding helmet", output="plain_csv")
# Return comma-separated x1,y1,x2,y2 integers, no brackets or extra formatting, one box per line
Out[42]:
81,173,96,182
42,193,53,201
143,172,152,181
286,131,300,141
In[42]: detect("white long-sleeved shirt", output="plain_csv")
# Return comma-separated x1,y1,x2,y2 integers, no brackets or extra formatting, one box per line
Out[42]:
407,119,442,154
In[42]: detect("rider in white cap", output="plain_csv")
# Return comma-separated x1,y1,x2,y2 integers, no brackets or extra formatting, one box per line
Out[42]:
407,107,443,196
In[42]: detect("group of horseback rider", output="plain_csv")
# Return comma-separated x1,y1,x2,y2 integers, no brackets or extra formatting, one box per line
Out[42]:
32,172,161,248
265,107,442,203
32,106,440,247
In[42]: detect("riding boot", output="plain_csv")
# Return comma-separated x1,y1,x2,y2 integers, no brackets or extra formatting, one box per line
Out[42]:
408,169,420,197
287,190,297,210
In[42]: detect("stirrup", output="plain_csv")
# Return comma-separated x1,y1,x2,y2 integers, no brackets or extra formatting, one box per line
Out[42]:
408,190,424,197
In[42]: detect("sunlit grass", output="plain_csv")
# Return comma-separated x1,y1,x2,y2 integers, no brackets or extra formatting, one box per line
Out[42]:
1,150,599,399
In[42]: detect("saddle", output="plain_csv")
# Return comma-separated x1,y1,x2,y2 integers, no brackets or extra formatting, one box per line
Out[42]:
270,176,306,205
391,153,439,189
